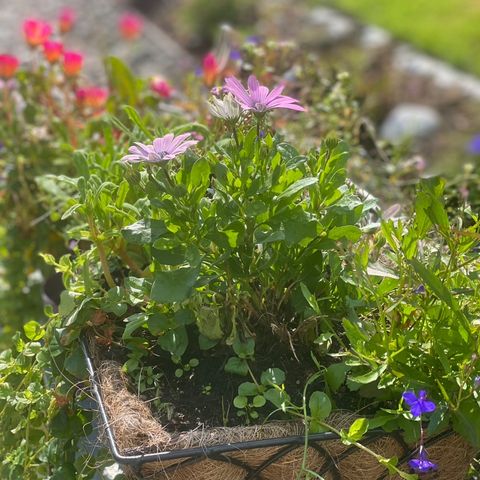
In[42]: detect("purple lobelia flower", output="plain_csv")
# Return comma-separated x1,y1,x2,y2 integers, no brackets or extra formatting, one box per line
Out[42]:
474,375,480,389
402,390,436,418
121,133,197,163
408,447,437,473
467,134,480,155
224,75,306,114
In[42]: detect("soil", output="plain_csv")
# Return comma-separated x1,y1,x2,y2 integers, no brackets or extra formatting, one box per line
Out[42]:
145,329,319,432
98,323,323,433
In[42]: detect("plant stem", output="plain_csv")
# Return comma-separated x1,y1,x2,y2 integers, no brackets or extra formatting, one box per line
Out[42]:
87,215,115,289
117,241,150,278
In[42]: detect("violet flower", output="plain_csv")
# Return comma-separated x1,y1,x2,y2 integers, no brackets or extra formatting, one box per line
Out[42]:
408,447,437,473
121,133,197,163
224,75,306,114
402,390,436,418
467,134,480,155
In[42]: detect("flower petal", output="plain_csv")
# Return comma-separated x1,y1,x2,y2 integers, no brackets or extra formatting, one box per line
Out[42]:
402,391,418,407
225,76,252,107
121,154,145,163
265,83,285,103
247,75,261,96
167,132,192,152
420,400,436,414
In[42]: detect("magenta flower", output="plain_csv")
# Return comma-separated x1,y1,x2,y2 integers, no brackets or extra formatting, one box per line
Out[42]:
402,390,436,418
224,75,305,114
408,447,437,473
121,133,197,163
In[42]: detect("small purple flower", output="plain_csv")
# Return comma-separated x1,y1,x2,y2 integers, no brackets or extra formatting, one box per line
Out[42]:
467,135,480,155
474,375,480,389
402,390,436,418
121,133,197,163
414,284,426,294
246,35,260,45
224,75,306,114
408,447,437,473
229,49,242,61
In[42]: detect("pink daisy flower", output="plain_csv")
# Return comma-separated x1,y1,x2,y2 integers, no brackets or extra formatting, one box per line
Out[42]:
121,133,197,163
224,75,305,114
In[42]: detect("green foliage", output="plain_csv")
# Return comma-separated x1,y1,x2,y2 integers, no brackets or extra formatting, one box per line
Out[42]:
324,0,480,76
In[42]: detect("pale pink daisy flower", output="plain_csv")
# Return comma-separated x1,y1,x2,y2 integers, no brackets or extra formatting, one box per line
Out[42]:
224,75,305,114
121,133,197,163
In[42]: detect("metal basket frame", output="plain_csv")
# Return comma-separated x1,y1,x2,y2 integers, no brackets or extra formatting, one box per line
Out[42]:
82,339,452,480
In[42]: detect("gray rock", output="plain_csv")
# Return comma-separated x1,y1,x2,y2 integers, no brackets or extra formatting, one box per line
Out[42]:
360,25,391,49
393,45,480,100
308,7,356,42
0,0,193,82
380,103,441,143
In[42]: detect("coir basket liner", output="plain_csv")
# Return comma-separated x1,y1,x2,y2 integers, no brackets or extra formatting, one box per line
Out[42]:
82,340,475,480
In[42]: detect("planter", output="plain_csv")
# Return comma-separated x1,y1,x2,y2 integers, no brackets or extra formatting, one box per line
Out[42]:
82,339,475,480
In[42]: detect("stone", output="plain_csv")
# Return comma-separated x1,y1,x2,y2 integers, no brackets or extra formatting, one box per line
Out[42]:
393,45,480,100
380,103,441,143
307,7,356,43
0,0,193,81
360,25,391,49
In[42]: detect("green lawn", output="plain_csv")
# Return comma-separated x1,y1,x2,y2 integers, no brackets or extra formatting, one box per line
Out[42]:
322,0,480,76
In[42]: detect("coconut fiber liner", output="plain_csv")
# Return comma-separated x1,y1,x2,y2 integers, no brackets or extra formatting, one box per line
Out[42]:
94,359,474,480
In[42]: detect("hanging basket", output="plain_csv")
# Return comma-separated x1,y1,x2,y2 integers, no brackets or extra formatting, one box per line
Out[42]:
82,339,475,480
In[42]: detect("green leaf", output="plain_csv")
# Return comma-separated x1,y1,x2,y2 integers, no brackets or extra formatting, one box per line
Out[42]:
264,388,290,410
275,176,318,201
347,418,369,441
147,313,171,335
260,368,286,386
300,283,320,315
122,313,148,339
122,219,167,245
151,265,200,303
233,395,248,409
408,259,455,309
189,157,210,189
157,326,188,358
232,336,255,359
328,225,362,241
64,346,87,379
225,357,249,376
23,321,45,341
152,246,186,265
309,391,331,420
326,363,350,393
123,105,152,138
253,395,267,407
101,287,127,317
238,382,259,396
198,334,219,350
105,56,138,105
349,366,384,384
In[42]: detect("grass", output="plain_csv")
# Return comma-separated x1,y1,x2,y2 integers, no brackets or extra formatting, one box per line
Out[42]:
321,0,480,76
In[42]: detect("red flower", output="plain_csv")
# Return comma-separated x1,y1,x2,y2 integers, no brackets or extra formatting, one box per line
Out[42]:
23,19,52,47
76,86,109,110
63,51,83,77
43,41,64,63
118,12,143,40
58,7,76,34
150,76,172,98
0,54,19,79
203,52,219,87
